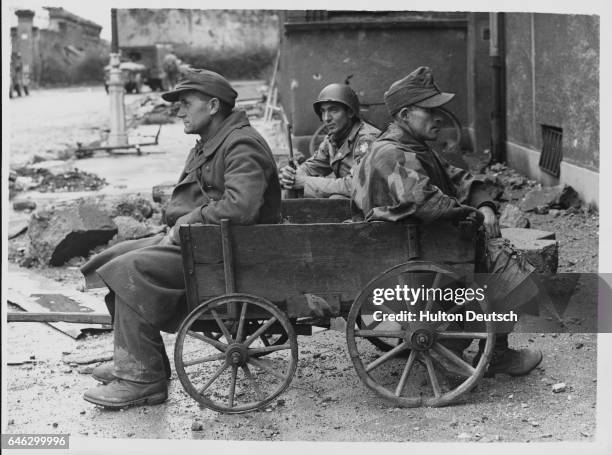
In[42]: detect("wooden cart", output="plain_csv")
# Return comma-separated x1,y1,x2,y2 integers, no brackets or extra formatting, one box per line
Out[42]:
174,199,495,413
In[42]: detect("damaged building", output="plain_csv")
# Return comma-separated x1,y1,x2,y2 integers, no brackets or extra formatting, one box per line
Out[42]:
10,7,108,86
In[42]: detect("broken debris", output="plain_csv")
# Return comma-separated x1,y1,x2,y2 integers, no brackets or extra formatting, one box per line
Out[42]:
521,184,581,212
27,200,117,266
499,203,530,228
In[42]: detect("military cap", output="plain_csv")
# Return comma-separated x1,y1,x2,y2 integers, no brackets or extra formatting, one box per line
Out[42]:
162,68,238,107
384,66,455,116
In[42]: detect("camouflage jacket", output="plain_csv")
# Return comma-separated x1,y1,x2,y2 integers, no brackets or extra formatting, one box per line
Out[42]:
297,120,380,198
352,122,494,222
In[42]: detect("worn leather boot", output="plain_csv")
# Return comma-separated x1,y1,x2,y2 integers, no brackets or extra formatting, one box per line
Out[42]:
92,349,172,384
91,362,116,384
83,379,168,409
473,336,543,377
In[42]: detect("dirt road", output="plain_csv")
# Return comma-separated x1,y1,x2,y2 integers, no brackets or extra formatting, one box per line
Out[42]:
3,86,600,447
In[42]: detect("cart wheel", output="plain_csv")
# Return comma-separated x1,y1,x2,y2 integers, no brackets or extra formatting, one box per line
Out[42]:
203,320,289,357
356,316,402,352
346,261,495,407
174,293,298,413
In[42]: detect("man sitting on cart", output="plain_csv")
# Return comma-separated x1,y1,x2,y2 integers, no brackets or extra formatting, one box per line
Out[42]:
352,66,542,377
279,83,380,198
80,69,281,409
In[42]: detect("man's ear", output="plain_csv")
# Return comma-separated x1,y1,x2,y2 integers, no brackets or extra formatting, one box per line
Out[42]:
397,107,410,121
208,97,221,115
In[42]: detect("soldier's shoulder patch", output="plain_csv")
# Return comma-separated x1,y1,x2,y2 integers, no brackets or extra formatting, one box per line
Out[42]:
355,137,374,156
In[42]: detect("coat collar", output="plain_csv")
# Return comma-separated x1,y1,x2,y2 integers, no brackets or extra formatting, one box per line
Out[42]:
329,120,362,147
195,110,251,159
328,120,364,163
379,121,430,153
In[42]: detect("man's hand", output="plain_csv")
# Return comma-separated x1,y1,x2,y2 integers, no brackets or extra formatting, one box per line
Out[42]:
159,226,178,246
478,205,500,238
279,164,306,190
443,204,484,224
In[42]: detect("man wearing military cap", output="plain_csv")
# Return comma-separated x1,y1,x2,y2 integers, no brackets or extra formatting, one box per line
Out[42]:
353,66,542,377
81,68,281,408
279,83,380,198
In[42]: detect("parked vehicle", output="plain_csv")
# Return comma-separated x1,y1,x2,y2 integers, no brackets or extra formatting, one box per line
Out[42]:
103,61,147,94
120,44,174,91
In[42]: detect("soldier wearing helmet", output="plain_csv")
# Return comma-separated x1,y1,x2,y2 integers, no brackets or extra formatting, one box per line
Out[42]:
279,83,380,198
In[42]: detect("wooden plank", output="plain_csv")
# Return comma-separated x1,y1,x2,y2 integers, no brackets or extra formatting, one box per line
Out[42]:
179,224,200,309
184,222,475,307
7,263,111,339
281,198,352,224
7,312,111,324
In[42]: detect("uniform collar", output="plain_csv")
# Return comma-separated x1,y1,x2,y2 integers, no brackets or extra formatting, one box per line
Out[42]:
195,110,250,158
329,119,362,147
381,121,430,153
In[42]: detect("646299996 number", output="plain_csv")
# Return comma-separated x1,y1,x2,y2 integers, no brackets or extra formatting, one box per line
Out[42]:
2,434,69,449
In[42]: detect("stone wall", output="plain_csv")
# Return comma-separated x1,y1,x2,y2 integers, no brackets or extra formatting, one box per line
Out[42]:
505,13,599,172
117,9,280,57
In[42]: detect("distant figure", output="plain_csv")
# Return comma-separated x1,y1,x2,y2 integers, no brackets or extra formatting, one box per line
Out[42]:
162,53,180,90
10,53,27,98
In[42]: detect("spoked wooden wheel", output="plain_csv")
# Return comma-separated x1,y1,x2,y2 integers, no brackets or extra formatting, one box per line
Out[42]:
346,261,495,407
203,321,289,357
174,294,298,413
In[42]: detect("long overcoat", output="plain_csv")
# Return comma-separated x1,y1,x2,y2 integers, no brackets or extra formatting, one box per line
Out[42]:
81,111,281,331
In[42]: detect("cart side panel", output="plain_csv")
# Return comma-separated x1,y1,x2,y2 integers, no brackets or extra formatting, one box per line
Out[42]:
181,222,476,314
280,198,352,223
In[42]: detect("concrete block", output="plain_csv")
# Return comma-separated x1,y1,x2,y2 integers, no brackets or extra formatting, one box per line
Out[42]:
27,201,117,266
501,227,556,241
499,204,530,228
13,198,37,211
502,227,558,273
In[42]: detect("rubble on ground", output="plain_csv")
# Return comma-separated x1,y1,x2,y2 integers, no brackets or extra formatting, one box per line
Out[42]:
112,216,165,242
13,198,37,212
11,166,107,194
18,193,164,266
26,201,118,266
92,194,155,221
520,184,581,212
499,203,530,228
127,94,176,126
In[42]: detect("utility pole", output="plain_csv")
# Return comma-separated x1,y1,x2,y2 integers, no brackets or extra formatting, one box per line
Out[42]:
107,8,128,147
489,12,506,163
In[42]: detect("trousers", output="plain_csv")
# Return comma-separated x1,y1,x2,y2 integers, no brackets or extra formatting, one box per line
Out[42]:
113,294,171,383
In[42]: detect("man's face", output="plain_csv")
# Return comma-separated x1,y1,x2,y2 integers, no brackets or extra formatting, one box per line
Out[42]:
319,102,352,136
176,91,213,135
401,106,444,142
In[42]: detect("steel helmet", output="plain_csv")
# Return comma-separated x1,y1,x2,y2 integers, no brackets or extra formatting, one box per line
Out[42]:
313,83,360,119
